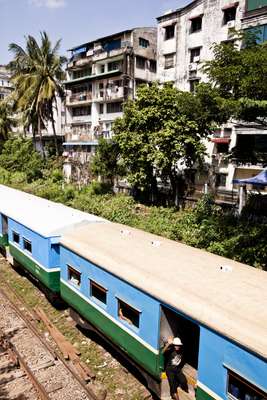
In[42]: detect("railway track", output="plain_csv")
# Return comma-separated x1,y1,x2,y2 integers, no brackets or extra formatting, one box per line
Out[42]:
0,277,102,400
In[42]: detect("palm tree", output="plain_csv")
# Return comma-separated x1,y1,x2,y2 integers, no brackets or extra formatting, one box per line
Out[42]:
0,100,14,143
9,32,66,156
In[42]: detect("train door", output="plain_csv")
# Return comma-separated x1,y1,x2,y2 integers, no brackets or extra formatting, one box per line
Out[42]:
160,305,200,397
1,214,8,236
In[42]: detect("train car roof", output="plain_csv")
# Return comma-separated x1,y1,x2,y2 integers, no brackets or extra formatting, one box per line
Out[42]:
61,222,267,360
0,185,106,238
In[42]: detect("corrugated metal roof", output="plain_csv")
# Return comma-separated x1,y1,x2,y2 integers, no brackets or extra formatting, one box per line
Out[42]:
61,222,267,360
0,185,106,238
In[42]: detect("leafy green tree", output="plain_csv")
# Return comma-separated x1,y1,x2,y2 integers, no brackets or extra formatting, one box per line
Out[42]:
0,138,43,181
0,101,15,143
91,137,124,186
203,34,267,125
113,82,229,206
9,32,66,155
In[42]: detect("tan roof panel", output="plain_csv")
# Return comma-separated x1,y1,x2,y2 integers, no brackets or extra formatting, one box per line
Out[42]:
61,222,267,359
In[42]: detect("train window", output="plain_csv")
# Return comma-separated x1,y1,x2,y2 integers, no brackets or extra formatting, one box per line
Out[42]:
227,370,266,400
118,299,140,328
12,231,20,244
68,266,81,287
90,280,107,305
23,238,32,253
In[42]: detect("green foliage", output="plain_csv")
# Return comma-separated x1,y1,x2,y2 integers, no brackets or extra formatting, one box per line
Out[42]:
203,36,267,124
9,31,66,155
0,101,15,143
113,82,228,204
91,138,124,184
0,138,43,181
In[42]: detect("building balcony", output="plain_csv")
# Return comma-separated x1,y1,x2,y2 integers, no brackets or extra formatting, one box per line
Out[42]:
65,132,98,143
63,150,93,164
71,115,92,123
66,92,93,106
94,87,124,102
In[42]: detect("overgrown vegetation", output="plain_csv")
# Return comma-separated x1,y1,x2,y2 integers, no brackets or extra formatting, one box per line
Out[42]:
0,138,266,270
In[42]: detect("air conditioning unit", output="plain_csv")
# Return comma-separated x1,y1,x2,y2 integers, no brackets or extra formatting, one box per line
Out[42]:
227,20,235,28
87,49,94,56
193,56,200,63
189,63,197,72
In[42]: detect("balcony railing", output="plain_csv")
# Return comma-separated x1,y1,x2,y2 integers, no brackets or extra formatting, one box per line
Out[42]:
68,92,92,103
95,87,124,101
65,130,112,143
65,132,98,142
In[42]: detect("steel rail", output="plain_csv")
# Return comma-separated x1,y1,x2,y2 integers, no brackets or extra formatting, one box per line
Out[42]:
0,279,100,400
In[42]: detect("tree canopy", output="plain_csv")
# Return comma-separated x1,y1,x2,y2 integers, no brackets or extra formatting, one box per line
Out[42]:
113,82,230,205
203,33,267,125
0,100,15,144
9,31,66,154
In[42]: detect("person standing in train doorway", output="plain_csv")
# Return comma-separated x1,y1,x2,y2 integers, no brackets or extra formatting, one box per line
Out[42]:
163,337,188,400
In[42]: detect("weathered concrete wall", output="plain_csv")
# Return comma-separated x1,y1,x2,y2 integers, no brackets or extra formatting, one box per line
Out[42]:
157,0,246,90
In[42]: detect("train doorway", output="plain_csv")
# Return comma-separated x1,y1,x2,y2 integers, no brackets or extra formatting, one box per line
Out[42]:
160,305,200,397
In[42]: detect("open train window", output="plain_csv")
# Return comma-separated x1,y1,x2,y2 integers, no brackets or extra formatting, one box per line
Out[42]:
23,238,32,253
12,231,20,244
227,370,266,400
68,265,81,287
118,299,140,328
90,280,107,305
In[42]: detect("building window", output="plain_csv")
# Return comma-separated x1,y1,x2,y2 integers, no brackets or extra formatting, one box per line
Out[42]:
223,7,237,24
139,37,149,48
216,143,229,153
72,106,91,116
190,47,201,62
107,102,123,113
23,238,32,253
12,231,20,244
227,370,266,400
136,56,146,70
190,16,203,33
118,299,140,328
149,60,157,73
164,53,175,69
68,266,81,287
189,79,200,93
90,280,107,304
100,64,105,73
164,24,175,40
108,61,120,72
99,103,104,114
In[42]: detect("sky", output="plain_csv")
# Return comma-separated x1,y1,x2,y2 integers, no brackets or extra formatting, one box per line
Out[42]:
0,0,190,64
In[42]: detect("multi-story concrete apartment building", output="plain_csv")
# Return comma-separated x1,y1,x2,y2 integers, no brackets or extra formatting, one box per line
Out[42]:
63,27,157,182
0,65,12,100
157,0,267,194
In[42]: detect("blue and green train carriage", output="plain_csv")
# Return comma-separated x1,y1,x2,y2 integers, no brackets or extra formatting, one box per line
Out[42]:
0,184,105,292
0,184,266,400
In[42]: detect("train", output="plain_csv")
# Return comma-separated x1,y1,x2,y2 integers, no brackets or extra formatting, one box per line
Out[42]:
0,184,266,400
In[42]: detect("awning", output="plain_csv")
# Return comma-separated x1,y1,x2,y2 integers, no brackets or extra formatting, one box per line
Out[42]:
189,13,204,20
222,2,239,10
211,138,231,143
233,169,267,186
